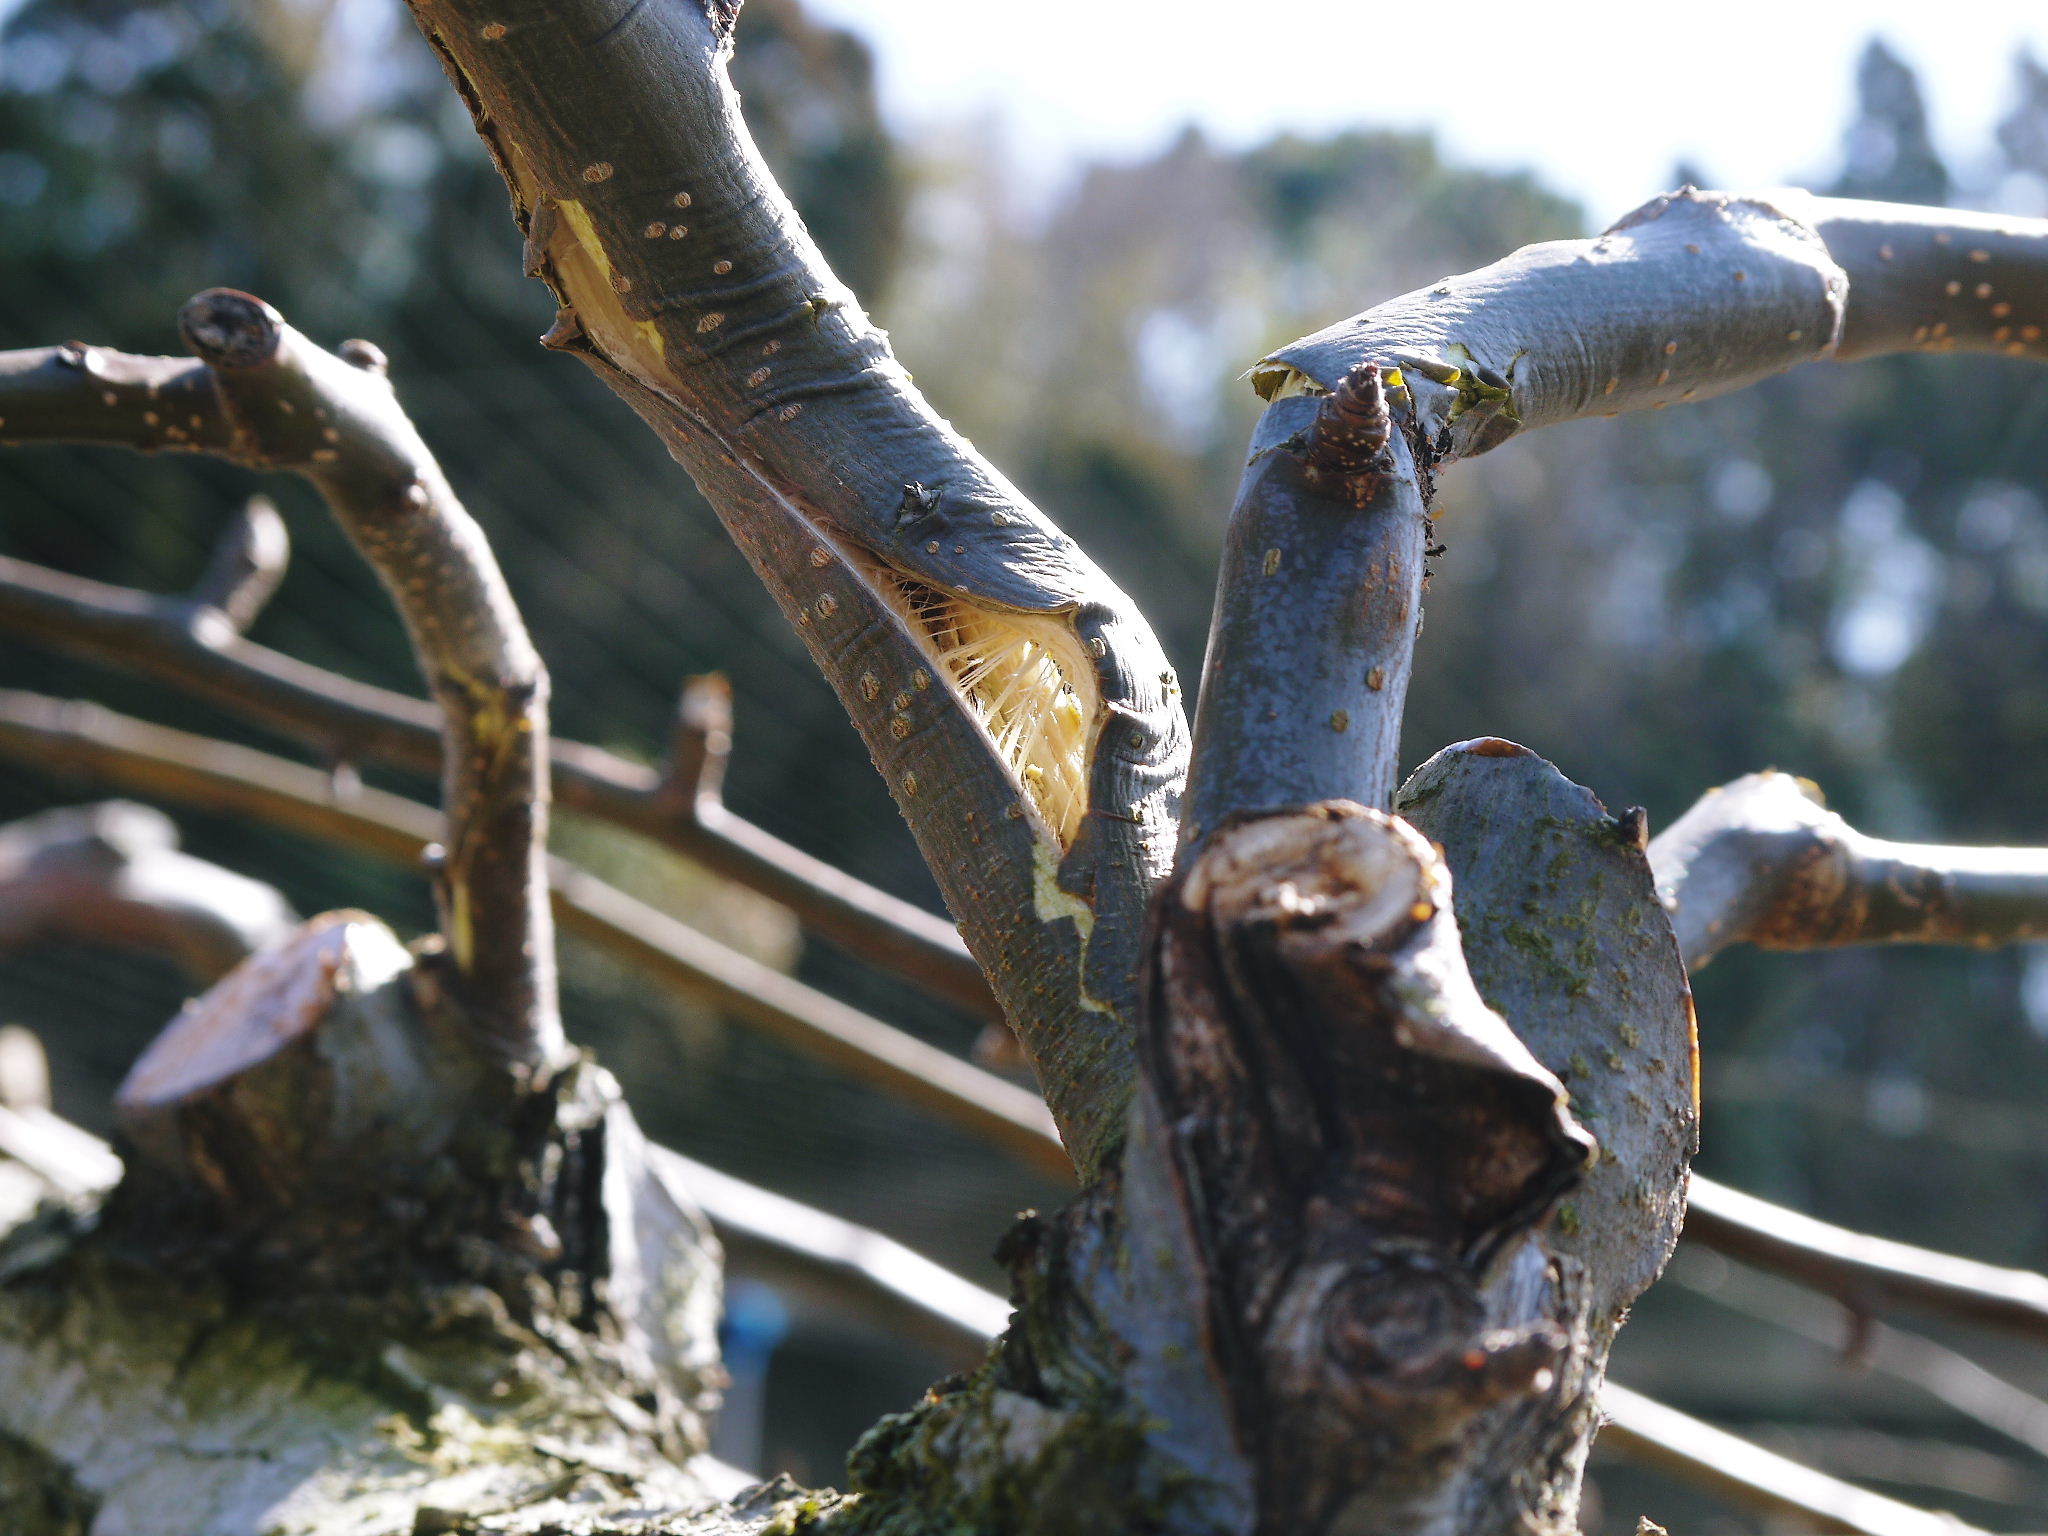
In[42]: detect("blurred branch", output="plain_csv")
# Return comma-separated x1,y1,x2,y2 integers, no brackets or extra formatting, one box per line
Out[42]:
1650,771,2048,970
0,689,1065,1179
1670,1252,2048,1462
0,546,998,1022
1599,1383,1989,1536
0,800,296,979
1686,1175,2048,1344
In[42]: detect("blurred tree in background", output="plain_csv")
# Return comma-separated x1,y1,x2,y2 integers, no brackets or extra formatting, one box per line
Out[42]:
5,2,2048,1523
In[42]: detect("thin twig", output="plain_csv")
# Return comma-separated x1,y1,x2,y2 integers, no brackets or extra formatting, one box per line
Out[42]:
0,547,997,1019
0,689,1065,1177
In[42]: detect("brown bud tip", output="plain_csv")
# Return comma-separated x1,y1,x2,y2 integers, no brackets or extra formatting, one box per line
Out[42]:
1304,362,1393,486
337,338,388,374
179,289,284,369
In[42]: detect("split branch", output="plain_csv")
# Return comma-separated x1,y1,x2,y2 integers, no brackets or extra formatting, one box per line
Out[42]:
403,0,1192,1174
1649,770,2048,970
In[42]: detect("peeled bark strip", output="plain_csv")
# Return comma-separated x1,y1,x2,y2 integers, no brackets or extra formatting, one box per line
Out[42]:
0,801,296,981
1650,770,2048,970
403,0,1190,1174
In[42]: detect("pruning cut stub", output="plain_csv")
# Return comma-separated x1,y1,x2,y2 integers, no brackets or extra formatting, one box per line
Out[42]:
177,289,285,370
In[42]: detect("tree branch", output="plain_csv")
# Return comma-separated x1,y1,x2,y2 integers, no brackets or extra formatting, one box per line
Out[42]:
1649,770,2048,970
0,543,997,1021
1253,190,2048,466
1598,1383,1984,1536
180,287,559,1065
1685,1175,2048,1344
1182,367,1426,844
0,800,296,980
0,689,1066,1178
401,0,1190,1175
2,292,561,1065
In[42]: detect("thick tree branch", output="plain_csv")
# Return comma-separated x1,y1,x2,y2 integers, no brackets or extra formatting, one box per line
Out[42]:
1182,369,1425,844
401,0,1190,1175
0,545,997,1019
0,689,1065,1177
0,800,296,979
1650,770,2048,970
1254,190,2048,466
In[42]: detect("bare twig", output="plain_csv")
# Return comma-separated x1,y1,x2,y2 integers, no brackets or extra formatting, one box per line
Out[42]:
0,800,296,979
1686,1174,2048,1343
0,689,1065,1177
1,292,561,1065
1650,770,2048,970
1599,1383,1985,1536
0,548,998,1019
186,495,289,636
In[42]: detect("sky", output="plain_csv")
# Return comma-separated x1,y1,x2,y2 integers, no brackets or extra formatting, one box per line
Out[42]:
802,1,2048,219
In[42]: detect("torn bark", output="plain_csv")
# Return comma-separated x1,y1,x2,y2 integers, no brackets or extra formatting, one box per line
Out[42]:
404,0,1190,1175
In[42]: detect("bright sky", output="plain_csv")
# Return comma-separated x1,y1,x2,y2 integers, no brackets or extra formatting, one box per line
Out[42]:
803,1,2048,218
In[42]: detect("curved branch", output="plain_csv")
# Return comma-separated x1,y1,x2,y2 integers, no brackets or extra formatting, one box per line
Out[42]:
0,546,996,1020
1649,770,2048,970
0,800,296,980
177,288,558,1066
402,0,1190,1175
2,293,560,1066
1255,189,2048,466
0,689,1067,1178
